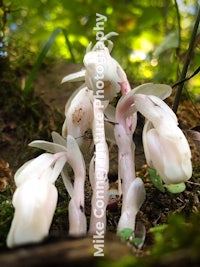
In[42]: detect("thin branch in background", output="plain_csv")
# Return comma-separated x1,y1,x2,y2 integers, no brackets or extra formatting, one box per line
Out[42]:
184,86,200,119
163,0,169,35
174,0,181,79
172,65,200,120
174,0,181,56
172,65,200,88
172,7,200,114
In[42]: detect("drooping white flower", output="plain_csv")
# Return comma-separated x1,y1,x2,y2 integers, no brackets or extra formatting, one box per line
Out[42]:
115,83,172,132
7,152,67,248
133,94,192,185
62,86,94,155
29,132,87,236
83,36,131,101
61,32,131,102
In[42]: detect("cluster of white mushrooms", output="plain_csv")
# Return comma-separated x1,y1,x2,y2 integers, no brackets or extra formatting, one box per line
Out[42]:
6,33,192,248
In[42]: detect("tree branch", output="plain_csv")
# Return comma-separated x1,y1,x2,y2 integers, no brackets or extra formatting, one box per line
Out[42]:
172,7,200,113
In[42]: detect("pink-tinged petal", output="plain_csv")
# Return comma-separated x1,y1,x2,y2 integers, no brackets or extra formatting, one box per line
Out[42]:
115,94,138,134
115,83,172,126
115,92,136,126
83,39,130,101
114,124,135,153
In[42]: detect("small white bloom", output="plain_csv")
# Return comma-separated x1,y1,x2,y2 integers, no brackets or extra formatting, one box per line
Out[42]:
83,38,131,101
29,132,87,236
62,86,94,154
134,94,192,185
61,33,131,102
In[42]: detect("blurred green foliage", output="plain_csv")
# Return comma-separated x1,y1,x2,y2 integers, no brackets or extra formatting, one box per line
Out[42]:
1,0,200,97
101,213,200,267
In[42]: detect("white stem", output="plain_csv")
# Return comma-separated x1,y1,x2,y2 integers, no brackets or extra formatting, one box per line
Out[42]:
114,124,136,197
65,135,87,235
117,178,146,232
68,199,87,236
89,99,109,234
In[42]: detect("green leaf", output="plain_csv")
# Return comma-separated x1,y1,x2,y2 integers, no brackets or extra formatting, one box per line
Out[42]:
148,168,165,193
62,28,76,62
117,229,145,248
117,228,133,240
130,237,143,247
149,224,168,233
165,183,186,194
23,27,62,93
23,27,75,93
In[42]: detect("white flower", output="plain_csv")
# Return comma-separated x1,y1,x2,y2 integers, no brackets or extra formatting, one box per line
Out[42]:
7,152,67,248
83,33,131,101
61,32,131,102
29,132,87,236
115,83,172,131
134,94,192,185
62,86,94,142
114,83,191,185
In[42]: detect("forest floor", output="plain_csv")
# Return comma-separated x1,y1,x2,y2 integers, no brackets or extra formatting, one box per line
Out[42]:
0,60,200,266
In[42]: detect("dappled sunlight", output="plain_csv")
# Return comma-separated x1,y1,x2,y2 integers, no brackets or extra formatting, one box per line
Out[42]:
1,1,200,266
